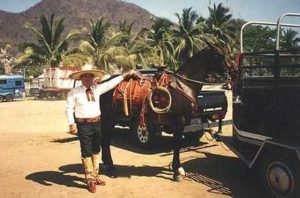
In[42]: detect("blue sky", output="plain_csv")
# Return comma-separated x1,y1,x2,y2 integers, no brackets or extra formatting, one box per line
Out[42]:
0,0,299,23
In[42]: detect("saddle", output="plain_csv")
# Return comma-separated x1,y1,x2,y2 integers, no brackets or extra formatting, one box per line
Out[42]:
112,70,197,127
153,72,197,113
113,71,151,116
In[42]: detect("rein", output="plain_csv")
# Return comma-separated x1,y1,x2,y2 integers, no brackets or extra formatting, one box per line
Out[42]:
173,72,219,86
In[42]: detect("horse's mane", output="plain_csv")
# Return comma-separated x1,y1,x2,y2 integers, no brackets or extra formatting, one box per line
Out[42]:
175,45,231,82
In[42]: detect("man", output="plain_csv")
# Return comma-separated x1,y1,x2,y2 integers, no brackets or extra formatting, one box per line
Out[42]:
65,64,133,193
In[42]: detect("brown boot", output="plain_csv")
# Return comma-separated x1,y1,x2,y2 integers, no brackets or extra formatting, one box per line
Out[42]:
92,154,106,186
82,157,97,193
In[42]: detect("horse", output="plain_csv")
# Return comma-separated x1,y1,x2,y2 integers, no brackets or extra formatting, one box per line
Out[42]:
100,44,233,181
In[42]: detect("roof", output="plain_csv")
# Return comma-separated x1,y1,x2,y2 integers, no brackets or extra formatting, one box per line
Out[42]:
0,75,24,80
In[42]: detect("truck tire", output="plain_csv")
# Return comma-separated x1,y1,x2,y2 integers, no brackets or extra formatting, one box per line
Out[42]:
38,90,46,99
5,94,13,102
0,95,3,103
261,153,300,198
60,91,67,100
131,119,160,148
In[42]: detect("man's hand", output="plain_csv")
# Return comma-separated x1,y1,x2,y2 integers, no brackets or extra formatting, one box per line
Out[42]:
122,70,136,78
69,124,77,135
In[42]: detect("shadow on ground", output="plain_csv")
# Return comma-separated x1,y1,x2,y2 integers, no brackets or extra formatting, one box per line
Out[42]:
25,164,85,189
110,127,210,155
181,151,267,198
25,163,174,190
50,127,208,155
51,136,78,143
25,153,267,197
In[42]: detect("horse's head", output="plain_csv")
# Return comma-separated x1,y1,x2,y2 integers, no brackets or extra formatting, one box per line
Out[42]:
175,43,234,82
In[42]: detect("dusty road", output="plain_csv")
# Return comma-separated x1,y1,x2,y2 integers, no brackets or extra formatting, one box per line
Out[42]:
0,93,267,198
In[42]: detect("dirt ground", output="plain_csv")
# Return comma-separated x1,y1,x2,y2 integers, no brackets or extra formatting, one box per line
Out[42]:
0,90,267,198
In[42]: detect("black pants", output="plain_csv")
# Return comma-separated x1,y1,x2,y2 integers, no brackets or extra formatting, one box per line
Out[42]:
77,121,102,158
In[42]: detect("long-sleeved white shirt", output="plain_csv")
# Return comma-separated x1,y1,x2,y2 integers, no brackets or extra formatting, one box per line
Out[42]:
65,75,123,125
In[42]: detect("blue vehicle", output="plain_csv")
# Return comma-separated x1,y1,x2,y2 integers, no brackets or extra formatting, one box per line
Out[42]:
0,75,25,102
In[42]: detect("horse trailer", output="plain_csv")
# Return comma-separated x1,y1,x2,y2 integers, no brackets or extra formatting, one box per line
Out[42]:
218,13,300,198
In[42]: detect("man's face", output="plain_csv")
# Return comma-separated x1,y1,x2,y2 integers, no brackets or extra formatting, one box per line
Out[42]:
81,73,94,87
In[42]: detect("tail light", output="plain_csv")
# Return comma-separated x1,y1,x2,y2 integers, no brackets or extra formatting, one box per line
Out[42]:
212,112,225,120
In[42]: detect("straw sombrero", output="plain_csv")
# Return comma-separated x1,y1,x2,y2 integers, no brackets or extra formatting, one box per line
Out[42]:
69,64,106,80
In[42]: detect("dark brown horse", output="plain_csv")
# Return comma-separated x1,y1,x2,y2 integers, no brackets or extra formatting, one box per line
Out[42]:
100,44,232,180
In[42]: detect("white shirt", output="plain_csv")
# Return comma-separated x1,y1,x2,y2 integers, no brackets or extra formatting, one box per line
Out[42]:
65,75,123,125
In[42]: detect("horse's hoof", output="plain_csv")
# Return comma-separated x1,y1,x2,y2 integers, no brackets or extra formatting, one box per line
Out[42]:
173,174,183,182
178,167,186,176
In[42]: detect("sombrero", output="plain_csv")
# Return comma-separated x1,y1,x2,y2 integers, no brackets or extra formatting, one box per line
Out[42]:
69,64,106,80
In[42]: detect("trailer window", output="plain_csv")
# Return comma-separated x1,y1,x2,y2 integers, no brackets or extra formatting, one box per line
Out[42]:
15,81,22,86
279,55,300,77
241,55,274,78
241,53,300,78
0,80,7,84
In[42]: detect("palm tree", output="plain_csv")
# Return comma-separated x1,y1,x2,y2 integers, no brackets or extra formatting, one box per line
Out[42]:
173,7,213,64
206,3,236,51
0,44,15,74
18,13,80,68
117,20,135,48
146,17,177,69
79,17,128,71
281,28,299,50
207,3,232,28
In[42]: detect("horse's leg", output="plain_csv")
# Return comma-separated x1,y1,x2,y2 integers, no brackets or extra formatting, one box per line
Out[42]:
101,119,114,168
171,115,186,182
100,90,116,177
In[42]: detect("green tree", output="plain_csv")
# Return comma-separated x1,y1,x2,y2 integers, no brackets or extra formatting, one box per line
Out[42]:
206,3,236,52
243,26,276,52
281,28,299,50
0,44,15,74
173,7,212,64
79,17,128,71
117,20,135,48
146,17,177,69
17,13,79,69
207,3,232,28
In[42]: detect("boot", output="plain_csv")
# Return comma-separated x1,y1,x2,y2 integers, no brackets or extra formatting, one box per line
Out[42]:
82,157,96,193
92,154,106,186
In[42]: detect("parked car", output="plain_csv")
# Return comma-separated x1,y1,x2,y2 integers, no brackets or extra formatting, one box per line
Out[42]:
0,75,25,102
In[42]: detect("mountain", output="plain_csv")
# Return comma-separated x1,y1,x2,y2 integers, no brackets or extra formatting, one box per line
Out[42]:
0,0,154,48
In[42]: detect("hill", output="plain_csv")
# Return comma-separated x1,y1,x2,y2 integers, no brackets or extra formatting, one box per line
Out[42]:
0,0,154,48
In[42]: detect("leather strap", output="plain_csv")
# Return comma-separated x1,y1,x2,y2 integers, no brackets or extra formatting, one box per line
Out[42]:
75,115,101,123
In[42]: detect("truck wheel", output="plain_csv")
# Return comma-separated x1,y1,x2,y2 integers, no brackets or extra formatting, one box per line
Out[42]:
60,92,67,100
38,90,46,99
0,96,3,103
261,155,299,198
132,120,160,148
5,94,13,102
